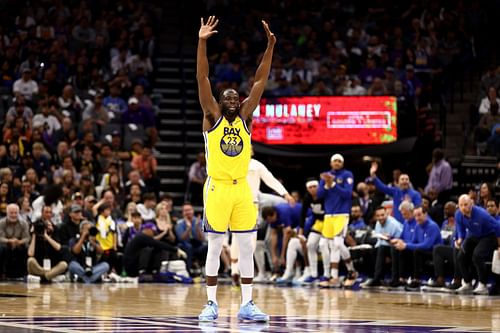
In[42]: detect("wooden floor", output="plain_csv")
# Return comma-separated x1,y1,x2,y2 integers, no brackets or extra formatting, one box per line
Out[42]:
0,282,498,332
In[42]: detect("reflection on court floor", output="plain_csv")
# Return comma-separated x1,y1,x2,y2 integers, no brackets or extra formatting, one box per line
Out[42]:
0,315,495,333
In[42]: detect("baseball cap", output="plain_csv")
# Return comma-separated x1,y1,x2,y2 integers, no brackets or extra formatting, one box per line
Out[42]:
85,195,97,203
141,222,158,233
70,204,82,213
330,153,344,163
128,97,139,105
111,130,120,136
72,192,83,200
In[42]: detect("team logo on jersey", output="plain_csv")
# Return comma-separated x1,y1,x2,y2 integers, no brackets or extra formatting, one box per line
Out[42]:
220,127,243,157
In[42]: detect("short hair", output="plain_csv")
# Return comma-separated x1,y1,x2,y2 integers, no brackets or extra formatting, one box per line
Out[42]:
398,200,414,212
98,203,111,214
414,206,428,214
143,192,156,202
374,206,386,212
261,206,277,220
486,198,498,206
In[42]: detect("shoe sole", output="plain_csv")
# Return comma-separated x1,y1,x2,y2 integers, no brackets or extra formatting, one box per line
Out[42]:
198,316,218,322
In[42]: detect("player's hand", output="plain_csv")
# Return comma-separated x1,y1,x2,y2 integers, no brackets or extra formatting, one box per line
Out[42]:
370,161,378,177
283,193,295,206
261,20,276,46
199,16,219,40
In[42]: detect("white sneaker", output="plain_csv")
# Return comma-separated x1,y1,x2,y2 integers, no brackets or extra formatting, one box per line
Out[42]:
52,275,66,283
294,267,302,280
296,272,312,284
27,275,41,283
109,272,121,282
456,283,473,294
253,274,267,283
473,283,489,295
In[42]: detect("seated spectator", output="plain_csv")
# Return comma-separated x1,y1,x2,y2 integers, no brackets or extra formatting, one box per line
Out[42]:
131,145,159,196
391,206,442,290
27,206,68,282
0,204,30,278
13,68,38,102
59,204,86,247
5,96,33,128
131,84,154,113
137,192,157,223
81,94,109,127
32,102,62,137
360,206,402,287
349,204,367,230
123,222,186,278
58,85,84,123
342,76,367,96
121,211,142,248
175,203,207,273
154,202,176,246
122,97,158,147
68,221,109,283
479,86,500,115
186,152,207,206
103,84,127,119
367,77,388,96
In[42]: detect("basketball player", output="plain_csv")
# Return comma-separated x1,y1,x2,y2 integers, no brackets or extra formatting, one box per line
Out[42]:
230,147,295,285
196,16,275,322
317,154,358,288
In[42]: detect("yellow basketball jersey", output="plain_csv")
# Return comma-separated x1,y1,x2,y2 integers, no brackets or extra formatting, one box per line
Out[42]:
203,115,251,180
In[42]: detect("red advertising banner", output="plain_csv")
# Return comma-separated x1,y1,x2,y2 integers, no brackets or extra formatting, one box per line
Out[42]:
251,96,397,145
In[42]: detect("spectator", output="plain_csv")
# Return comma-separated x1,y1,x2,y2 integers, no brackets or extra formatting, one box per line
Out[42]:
27,206,68,282
82,94,109,127
424,148,453,197
479,66,500,100
154,202,176,246
121,210,142,248
137,192,157,223
186,152,207,206
486,199,500,221
31,185,64,226
131,145,159,196
95,203,118,273
59,204,86,247
342,76,367,96
123,222,185,278
68,221,109,283
477,182,495,208
0,204,30,278
122,97,157,146
32,102,62,137
103,84,127,118
175,203,207,273
479,86,500,115
13,68,38,101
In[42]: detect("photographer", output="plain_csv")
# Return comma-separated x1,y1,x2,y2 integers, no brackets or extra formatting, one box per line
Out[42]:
68,221,109,283
27,206,68,282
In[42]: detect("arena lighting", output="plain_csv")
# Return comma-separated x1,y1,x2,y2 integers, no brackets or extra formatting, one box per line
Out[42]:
252,96,397,145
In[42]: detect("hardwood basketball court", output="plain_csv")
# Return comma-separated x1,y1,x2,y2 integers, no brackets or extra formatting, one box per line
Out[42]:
0,282,498,332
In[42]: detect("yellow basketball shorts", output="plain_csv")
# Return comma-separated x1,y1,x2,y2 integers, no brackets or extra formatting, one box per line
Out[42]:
322,214,349,239
311,219,324,233
203,176,257,233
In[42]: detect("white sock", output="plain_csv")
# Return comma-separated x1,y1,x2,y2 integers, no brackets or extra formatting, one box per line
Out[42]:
330,267,339,279
231,261,239,276
303,266,310,276
345,261,354,272
241,283,252,305
207,285,217,304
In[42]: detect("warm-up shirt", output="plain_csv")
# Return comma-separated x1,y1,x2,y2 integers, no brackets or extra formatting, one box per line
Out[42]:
399,218,417,243
270,203,303,229
455,205,500,240
317,168,354,215
372,176,422,223
405,218,442,251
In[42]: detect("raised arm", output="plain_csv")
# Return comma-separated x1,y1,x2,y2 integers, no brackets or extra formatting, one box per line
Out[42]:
240,20,276,120
197,16,220,130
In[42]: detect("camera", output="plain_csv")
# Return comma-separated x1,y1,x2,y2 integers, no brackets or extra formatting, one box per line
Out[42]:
33,221,46,236
89,226,98,237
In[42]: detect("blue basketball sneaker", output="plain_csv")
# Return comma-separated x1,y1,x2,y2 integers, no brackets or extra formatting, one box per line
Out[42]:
198,301,218,321
237,300,269,322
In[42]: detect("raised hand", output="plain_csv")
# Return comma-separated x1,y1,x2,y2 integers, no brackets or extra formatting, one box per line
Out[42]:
261,20,276,45
370,161,378,177
199,16,219,40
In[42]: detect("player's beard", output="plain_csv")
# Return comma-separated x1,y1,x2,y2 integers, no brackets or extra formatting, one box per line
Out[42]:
222,104,239,121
